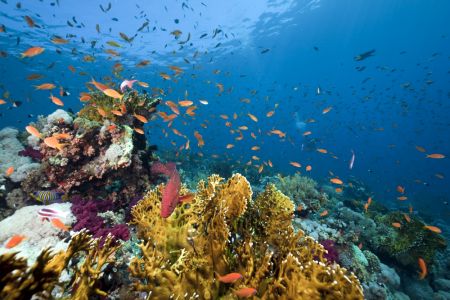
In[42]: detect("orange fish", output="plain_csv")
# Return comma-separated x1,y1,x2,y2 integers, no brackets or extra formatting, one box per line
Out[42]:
166,101,180,115
216,83,224,93
102,88,123,100
258,164,264,173
0,99,6,105
137,81,149,88
305,165,312,171
44,136,66,151
396,185,405,194
194,131,205,147
185,106,197,117
322,106,333,114
397,196,408,201
226,144,234,149
270,129,286,138
5,166,14,177
51,218,69,231
49,94,64,106
111,110,123,116
289,161,301,168
251,146,260,151
297,204,303,212
35,83,55,90
79,93,92,102
266,110,275,117
217,272,243,283
134,127,144,135
403,214,411,223
268,160,273,167
5,234,25,249
90,79,109,91
320,210,328,217
303,131,312,136
24,15,35,27
97,108,107,118
25,125,42,139
178,100,193,107
418,257,427,279
335,187,343,193
248,113,258,122
134,114,148,123
317,148,328,154
160,72,171,80
426,153,445,159
330,178,343,185
234,287,257,298
392,222,401,228
68,65,76,73
423,225,442,234
21,46,44,58
26,73,44,80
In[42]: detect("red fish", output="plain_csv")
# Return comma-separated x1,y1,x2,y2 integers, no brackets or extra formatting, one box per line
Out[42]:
217,272,243,283
234,287,257,298
151,162,182,218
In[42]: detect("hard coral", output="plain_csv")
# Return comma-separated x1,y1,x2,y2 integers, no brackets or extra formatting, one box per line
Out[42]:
276,174,328,212
0,230,120,300
129,173,363,299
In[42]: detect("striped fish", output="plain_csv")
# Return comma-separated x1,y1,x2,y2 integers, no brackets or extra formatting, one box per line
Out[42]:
30,191,64,204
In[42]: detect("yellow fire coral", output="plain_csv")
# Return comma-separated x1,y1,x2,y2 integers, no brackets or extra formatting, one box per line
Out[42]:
0,230,120,300
129,173,363,299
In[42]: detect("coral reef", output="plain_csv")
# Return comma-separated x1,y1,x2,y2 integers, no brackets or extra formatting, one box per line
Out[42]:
0,127,40,183
0,203,74,264
370,211,447,269
275,173,328,213
129,173,363,299
21,90,160,201
71,195,130,243
0,230,120,300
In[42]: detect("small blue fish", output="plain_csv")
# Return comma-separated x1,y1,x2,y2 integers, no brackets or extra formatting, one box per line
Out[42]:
30,191,67,204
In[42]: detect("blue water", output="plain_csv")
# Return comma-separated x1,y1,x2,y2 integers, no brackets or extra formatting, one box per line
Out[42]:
0,0,449,221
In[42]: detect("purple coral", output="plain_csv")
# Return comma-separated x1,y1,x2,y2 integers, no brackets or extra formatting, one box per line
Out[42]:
18,147,43,161
320,239,340,264
71,195,130,244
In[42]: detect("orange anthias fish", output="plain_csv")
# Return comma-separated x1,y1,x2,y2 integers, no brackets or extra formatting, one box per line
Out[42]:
134,113,148,123
35,83,56,90
102,88,123,100
423,225,442,234
397,196,408,201
418,257,427,279
185,106,197,116
320,210,328,217
317,148,328,154
322,106,333,114
44,136,66,151
21,46,44,58
49,94,64,106
90,79,109,91
330,178,343,185
426,153,445,159
289,161,301,168
25,125,42,139
134,127,144,135
194,131,205,147
403,214,411,223
51,218,69,231
306,165,312,171
247,113,258,122
270,129,286,138
217,272,243,283
178,100,193,107
396,185,405,194
165,101,180,115
5,234,26,248
234,287,257,298
5,166,14,177
364,197,372,213
392,222,402,228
